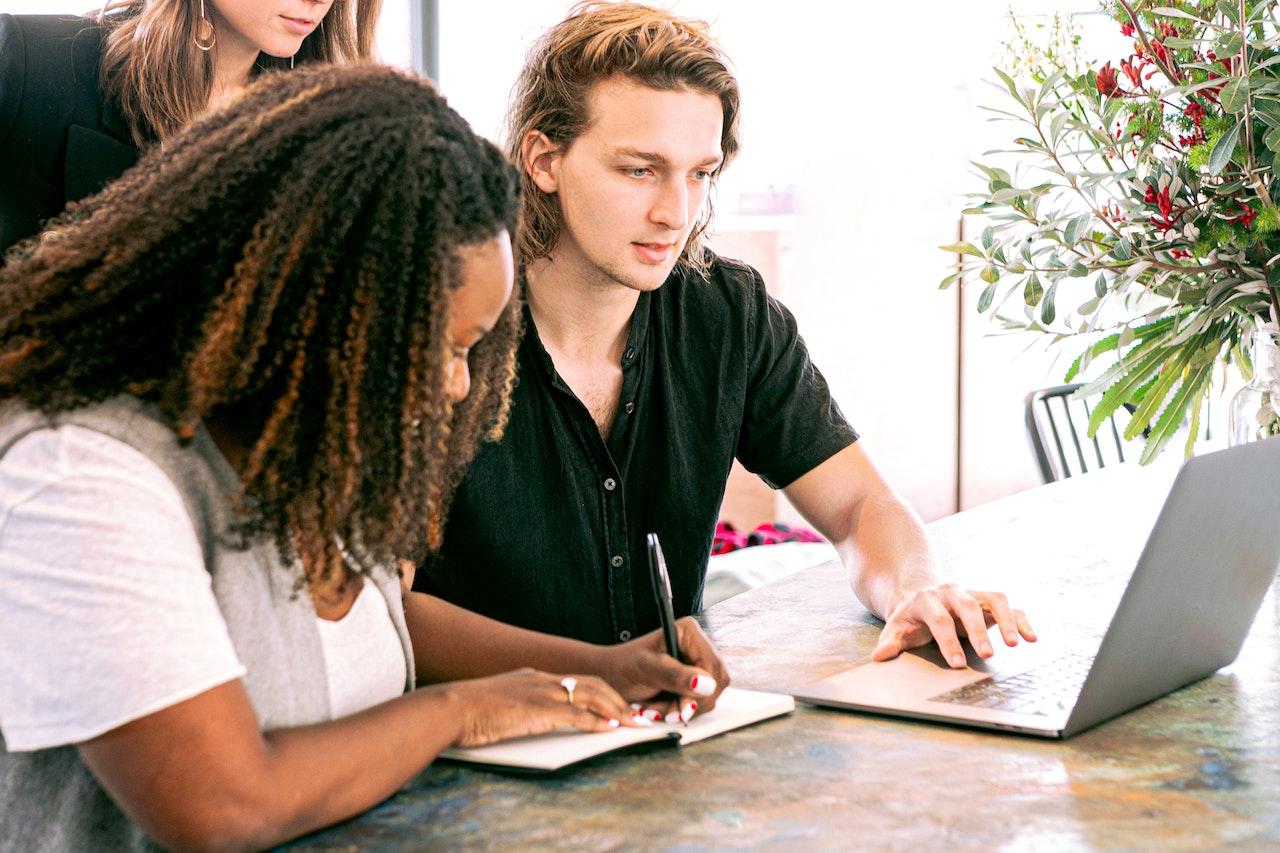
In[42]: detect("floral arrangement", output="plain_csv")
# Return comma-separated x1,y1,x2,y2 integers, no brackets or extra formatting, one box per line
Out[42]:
945,0,1280,462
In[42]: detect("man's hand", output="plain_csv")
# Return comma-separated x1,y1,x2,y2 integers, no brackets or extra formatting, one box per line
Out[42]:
871,584,1036,668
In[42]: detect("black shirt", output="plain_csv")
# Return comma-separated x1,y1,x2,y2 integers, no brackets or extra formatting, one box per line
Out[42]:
415,255,858,645
0,15,140,256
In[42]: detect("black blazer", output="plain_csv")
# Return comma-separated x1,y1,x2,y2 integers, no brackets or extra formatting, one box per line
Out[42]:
0,14,141,256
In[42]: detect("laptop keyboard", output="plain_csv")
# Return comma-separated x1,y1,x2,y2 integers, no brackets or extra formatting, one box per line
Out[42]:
928,654,1094,716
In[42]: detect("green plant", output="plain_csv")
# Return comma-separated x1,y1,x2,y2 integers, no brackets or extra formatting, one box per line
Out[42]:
944,0,1280,462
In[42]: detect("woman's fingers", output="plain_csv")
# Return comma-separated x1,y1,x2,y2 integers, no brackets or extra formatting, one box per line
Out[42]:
553,673,633,730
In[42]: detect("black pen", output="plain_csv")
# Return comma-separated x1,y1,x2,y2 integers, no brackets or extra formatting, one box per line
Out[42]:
646,532,689,726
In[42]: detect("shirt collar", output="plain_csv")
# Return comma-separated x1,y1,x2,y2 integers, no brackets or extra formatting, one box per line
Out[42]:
522,289,655,387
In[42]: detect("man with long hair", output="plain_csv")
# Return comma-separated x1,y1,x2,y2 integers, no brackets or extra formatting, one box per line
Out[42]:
416,2,1037,681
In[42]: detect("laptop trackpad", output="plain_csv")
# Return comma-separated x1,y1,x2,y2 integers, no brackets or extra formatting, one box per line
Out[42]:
801,642,1050,708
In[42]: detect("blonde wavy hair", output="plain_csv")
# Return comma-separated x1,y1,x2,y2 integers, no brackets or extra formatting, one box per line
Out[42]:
94,0,382,145
505,1,740,278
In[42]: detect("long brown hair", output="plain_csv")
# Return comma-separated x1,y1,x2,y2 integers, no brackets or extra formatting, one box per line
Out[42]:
506,1,740,278
94,0,383,145
0,64,521,593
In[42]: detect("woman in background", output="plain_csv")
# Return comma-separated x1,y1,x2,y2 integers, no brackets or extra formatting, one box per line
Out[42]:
0,0,381,253
0,64,727,851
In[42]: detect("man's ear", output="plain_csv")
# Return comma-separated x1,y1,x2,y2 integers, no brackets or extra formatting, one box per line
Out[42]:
521,130,561,194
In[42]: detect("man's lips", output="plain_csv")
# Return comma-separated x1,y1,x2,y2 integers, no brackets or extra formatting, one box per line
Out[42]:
632,242,675,263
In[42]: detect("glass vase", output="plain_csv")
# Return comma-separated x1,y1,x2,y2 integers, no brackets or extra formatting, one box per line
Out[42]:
1229,329,1280,446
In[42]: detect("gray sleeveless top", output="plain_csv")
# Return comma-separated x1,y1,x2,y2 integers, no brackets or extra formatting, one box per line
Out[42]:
0,396,416,851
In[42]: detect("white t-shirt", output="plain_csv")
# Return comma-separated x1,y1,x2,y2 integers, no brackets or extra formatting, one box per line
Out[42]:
0,425,403,753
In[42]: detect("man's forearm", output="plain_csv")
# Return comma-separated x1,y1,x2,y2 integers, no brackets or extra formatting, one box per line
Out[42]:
836,491,941,620
403,591,609,684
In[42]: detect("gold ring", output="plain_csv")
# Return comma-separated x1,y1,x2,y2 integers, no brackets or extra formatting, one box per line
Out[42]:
559,676,577,705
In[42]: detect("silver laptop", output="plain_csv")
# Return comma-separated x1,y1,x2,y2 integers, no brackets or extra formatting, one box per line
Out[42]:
792,435,1280,738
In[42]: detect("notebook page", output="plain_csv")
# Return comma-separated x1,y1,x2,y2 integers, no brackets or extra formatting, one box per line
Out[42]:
439,687,794,771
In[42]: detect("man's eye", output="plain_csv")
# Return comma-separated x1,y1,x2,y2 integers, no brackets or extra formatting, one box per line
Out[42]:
625,167,650,178
692,170,711,181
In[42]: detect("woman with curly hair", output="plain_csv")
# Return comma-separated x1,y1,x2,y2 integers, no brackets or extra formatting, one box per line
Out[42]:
0,64,727,851
0,0,382,254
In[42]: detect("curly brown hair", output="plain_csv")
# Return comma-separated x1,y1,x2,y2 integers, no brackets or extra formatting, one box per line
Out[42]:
0,63,522,594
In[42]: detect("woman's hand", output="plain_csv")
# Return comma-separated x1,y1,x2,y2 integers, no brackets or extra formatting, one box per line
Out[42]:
598,617,730,723
446,668,638,748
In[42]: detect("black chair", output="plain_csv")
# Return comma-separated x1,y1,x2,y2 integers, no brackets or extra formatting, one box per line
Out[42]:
1024,384,1137,483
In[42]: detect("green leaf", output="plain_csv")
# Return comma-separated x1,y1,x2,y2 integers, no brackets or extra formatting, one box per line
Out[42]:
1183,389,1207,458
1139,361,1214,464
1112,238,1133,261
1217,0,1239,26
1217,32,1243,55
1125,349,1195,440
938,271,961,290
980,264,999,284
1063,213,1091,246
1086,344,1172,436
939,242,984,258
993,67,1019,101
1050,111,1070,144
972,162,1012,186
990,188,1026,204
1068,261,1089,277
1152,5,1209,21
1040,283,1058,325
1208,120,1244,176
1221,76,1250,114
1065,331,1122,382
1094,272,1108,298
1023,274,1044,306
980,226,994,250
1256,98,1280,126
1264,125,1280,153
977,282,998,313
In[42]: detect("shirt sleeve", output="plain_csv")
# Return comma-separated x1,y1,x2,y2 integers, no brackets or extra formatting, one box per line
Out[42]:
0,425,246,752
735,270,859,489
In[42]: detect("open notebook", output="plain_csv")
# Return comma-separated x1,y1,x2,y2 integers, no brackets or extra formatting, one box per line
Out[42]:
439,687,795,772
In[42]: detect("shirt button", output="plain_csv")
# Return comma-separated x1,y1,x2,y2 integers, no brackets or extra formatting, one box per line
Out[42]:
604,477,617,491
611,554,624,567
624,402,635,414
619,630,632,641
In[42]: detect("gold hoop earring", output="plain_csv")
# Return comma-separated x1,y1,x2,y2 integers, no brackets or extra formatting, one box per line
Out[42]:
194,0,216,51
290,54,295,69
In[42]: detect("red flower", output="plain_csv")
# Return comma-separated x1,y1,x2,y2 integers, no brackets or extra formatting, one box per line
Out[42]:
1151,40,1170,66
1121,22,1135,37
1096,63,1121,97
1230,206,1257,229
1184,101,1205,124
1120,58,1144,87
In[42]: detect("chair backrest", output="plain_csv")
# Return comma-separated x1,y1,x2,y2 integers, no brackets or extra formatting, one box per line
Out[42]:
1024,384,1137,483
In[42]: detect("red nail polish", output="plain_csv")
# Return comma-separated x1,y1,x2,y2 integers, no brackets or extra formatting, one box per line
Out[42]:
690,700,697,711
691,675,700,691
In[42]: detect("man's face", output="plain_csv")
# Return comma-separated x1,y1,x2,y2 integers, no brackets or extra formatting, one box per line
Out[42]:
541,76,724,292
